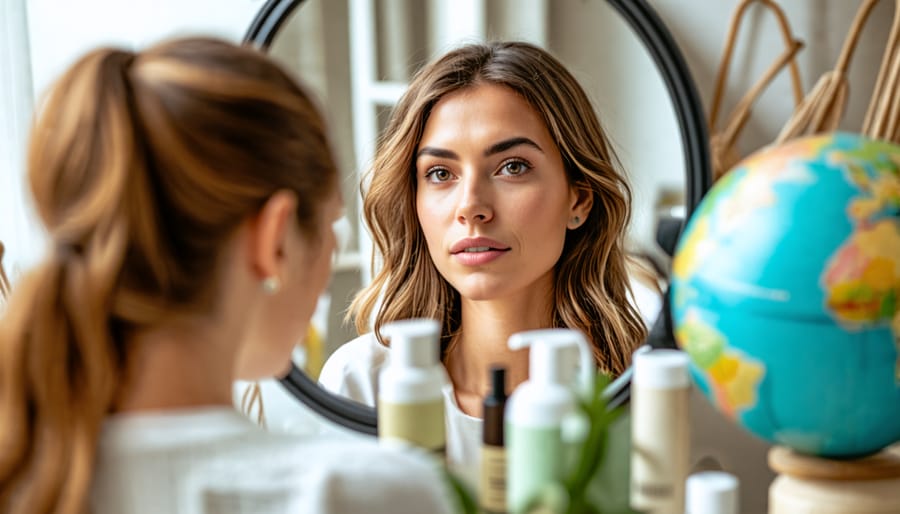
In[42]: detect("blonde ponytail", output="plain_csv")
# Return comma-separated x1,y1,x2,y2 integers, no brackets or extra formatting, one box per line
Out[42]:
0,48,142,514
0,38,339,513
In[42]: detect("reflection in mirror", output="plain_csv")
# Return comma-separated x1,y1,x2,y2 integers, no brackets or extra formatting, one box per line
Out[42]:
248,1,719,506
264,0,683,389
252,0,686,486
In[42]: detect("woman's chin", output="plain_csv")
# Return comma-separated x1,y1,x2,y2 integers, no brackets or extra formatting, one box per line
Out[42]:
453,281,512,302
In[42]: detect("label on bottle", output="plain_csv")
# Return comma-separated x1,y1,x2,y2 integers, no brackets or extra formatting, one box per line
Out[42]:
378,398,445,453
480,444,507,513
630,386,689,514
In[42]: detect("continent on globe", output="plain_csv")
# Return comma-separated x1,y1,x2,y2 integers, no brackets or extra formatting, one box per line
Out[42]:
675,309,764,418
672,132,900,458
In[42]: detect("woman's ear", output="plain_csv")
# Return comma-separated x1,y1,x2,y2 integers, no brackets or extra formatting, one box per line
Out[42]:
247,190,298,282
568,182,594,229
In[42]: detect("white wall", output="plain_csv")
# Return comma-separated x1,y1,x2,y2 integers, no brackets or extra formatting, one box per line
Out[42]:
548,0,684,254
0,0,39,281
0,0,266,282
26,0,266,98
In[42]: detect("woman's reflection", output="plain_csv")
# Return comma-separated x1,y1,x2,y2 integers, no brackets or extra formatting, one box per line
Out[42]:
320,41,648,478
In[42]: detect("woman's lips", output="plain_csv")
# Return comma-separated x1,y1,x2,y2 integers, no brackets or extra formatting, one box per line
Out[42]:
452,248,509,266
449,237,511,266
449,237,510,254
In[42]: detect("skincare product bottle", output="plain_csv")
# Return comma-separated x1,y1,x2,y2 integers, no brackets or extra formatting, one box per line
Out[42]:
685,471,739,514
505,329,594,514
378,318,445,454
630,349,690,514
480,366,508,514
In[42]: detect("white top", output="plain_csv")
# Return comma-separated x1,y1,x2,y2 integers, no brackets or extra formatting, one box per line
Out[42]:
318,279,664,485
90,407,454,514
319,334,484,485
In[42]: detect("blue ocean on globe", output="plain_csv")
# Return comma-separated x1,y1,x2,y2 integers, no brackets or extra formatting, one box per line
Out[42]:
671,132,900,458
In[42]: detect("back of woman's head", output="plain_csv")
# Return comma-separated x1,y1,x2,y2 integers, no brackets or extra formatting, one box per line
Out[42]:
353,40,646,373
0,37,337,513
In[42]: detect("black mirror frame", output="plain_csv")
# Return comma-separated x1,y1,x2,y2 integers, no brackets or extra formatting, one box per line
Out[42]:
243,0,712,436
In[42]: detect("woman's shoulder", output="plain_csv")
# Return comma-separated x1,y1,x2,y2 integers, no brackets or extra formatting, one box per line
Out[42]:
288,437,456,513
318,333,388,406
93,410,454,514
197,433,455,514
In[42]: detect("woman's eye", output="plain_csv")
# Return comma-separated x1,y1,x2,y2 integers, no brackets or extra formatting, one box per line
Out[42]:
425,168,452,182
499,160,531,176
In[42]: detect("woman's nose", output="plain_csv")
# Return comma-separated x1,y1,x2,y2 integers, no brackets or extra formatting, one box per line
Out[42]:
455,175,494,224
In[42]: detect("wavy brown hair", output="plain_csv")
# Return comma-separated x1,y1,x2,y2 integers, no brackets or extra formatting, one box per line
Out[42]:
350,41,647,375
0,38,338,513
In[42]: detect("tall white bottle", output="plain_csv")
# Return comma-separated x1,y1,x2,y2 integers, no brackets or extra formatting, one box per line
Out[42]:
630,349,691,514
505,329,594,514
378,318,446,454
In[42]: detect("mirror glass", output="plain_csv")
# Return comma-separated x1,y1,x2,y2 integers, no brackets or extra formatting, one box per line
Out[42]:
236,1,724,507
246,4,777,511
262,0,684,393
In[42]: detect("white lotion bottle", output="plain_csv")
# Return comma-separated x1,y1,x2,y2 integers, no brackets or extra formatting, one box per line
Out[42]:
630,349,691,514
686,471,739,514
505,329,594,514
378,318,446,454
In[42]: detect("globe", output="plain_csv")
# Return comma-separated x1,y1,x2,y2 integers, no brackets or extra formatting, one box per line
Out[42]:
671,132,900,458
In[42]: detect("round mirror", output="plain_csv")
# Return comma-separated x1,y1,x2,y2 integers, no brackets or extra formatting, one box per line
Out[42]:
242,0,710,436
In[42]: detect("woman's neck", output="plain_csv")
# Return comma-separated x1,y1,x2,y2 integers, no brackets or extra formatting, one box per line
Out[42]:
114,320,238,412
445,294,551,416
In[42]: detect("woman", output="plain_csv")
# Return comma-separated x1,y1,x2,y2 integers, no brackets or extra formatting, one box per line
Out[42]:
0,37,453,514
320,41,648,478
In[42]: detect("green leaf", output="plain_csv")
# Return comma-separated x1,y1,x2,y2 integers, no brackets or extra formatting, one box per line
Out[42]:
443,467,480,514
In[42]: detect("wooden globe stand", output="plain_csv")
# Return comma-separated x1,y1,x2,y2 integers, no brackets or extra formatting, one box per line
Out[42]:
768,445,900,513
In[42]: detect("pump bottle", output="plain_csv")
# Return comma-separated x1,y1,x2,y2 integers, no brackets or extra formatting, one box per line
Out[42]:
504,329,594,514
377,318,445,454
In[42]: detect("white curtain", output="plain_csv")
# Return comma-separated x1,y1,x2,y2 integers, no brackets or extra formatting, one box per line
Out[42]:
0,0,42,284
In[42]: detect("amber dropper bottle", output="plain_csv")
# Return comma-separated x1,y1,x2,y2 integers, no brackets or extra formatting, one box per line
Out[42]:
480,366,508,513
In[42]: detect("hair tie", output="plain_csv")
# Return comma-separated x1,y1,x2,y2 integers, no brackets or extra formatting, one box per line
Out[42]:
54,240,83,260
121,50,137,70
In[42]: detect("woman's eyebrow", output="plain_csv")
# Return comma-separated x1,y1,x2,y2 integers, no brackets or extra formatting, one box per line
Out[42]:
416,147,458,160
416,137,543,161
484,137,543,156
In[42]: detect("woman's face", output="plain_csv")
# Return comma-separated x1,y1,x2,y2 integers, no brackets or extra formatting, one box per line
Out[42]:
415,83,585,302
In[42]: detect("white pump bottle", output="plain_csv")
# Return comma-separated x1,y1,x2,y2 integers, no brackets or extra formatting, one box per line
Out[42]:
504,329,595,513
377,318,446,454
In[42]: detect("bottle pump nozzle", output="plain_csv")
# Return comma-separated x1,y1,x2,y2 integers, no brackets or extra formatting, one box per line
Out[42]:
380,318,441,368
508,329,595,399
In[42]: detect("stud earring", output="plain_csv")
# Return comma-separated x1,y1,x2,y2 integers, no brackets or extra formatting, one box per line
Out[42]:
570,216,581,228
261,276,281,295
